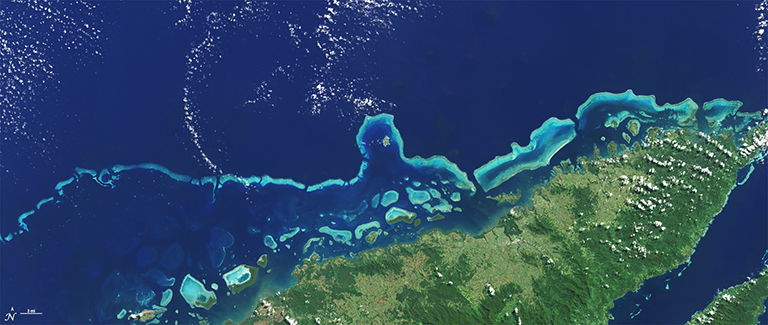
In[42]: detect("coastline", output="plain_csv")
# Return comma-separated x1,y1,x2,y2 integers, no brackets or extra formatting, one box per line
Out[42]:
5,90,767,324
239,92,768,324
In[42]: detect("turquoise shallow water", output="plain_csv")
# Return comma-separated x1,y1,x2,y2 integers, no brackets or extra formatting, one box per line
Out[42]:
3,89,764,324
2,1,767,324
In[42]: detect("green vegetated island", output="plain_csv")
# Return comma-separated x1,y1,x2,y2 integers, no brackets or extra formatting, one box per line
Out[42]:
239,96,768,325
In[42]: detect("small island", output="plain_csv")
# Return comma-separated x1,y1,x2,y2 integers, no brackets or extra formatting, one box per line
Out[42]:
426,213,445,222
365,230,381,244
180,274,218,310
127,308,167,322
223,264,259,294
384,207,417,225
257,254,268,268
627,119,640,136
488,189,522,205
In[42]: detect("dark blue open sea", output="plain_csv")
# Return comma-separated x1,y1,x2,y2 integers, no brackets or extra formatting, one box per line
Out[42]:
2,1,767,324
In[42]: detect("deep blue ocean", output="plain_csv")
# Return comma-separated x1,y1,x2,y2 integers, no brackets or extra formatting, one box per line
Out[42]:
2,1,767,324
